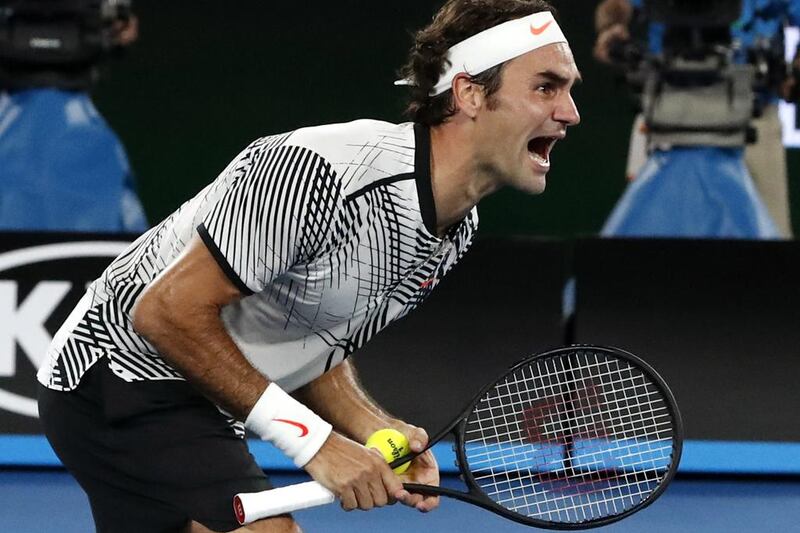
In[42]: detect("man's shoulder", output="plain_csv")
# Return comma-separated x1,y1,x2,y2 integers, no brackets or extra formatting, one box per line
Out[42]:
284,119,418,194
288,119,412,150
235,120,418,202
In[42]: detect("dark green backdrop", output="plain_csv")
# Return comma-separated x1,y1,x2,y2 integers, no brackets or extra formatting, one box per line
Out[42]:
91,0,799,237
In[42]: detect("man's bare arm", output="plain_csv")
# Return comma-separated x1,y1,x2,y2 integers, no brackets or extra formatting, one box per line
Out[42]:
295,359,441,512
131,235,402,511
131,235,267,419
294,360,397,443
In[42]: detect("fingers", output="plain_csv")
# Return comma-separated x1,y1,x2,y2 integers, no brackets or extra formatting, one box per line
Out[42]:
395,489,423,508
414,448,437,468
593,24,630,64
369,470,393,508
333,423,441,513
306,432,402,512
341,449,400,512
378,454,403,505
342,480,395,511
403,425,429,453
340,488,358,512
394,448,441,512
340,475,391,511
395,488,440,512
383,424,442,513
417,494,441,513
352,481,375,510
340,477,388,511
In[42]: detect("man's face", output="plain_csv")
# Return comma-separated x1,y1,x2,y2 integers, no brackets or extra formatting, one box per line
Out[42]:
473,42,581,194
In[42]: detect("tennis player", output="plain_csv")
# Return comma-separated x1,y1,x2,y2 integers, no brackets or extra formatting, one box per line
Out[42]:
37,0,580,531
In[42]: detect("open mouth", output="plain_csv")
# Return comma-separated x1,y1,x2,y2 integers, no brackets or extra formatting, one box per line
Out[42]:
527,136,559,166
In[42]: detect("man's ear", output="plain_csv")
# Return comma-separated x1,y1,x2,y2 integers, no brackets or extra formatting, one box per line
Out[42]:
451,74,485,119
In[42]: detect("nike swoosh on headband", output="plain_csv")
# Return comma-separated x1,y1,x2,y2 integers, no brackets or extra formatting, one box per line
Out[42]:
394,12,568,96
530,21,552,35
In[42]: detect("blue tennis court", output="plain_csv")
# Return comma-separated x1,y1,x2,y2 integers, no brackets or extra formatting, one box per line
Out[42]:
2,438,799,532
2,469,798,532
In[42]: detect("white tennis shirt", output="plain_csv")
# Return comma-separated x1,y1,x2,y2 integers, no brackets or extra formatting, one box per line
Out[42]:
39,120,478,393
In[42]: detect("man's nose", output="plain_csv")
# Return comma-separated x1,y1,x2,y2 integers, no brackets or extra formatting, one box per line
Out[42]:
554,93,580,126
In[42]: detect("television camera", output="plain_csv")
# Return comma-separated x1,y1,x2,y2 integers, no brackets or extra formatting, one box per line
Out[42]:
0,0,133,90
612,0,794,147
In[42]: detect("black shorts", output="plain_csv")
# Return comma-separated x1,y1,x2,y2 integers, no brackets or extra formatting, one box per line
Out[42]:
38,359,271,533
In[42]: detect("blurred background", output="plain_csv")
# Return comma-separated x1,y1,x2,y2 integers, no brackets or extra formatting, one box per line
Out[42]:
93,0,787,236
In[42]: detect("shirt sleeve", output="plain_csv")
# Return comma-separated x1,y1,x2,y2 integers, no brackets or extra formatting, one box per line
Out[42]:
197,139,341,295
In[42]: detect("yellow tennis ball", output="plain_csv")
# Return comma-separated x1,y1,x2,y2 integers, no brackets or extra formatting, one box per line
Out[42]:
365,428,411,474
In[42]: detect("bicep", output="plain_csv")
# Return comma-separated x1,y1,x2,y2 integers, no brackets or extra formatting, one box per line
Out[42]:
132,235,243,334
131,235,270,419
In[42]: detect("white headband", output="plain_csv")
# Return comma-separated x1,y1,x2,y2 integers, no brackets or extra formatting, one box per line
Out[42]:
396,11,567,96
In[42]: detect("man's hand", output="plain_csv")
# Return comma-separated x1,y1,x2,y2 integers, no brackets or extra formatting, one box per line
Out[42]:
594,23,631,65
394,424,440,513
304,432,403,511
781,56,800,102
293,362,442,512
112,15,139,46
595,0,633,33
781,76,796,102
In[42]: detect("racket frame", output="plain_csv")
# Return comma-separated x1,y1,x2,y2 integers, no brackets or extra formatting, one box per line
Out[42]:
397,345,683,530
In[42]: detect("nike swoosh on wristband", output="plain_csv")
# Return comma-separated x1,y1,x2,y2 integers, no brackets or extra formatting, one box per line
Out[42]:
274,419,310,437
530,21,552,36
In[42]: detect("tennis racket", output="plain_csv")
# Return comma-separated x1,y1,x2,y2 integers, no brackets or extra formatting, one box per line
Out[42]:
234,345,683,528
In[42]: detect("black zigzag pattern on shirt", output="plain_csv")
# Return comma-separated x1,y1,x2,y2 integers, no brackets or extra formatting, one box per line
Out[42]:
49,305,112,390
202,144,344,294
42,123,477,402
45,134,294,390
318,186,477,372
47,290,182,390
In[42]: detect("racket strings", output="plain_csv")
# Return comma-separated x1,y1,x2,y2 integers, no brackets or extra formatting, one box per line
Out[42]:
470,381,670,437
468,363,673,465
467,394,673,459
462,350,677,524
471,355,671,519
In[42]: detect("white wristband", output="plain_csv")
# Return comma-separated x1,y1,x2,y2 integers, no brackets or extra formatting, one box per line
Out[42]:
245,383,333,467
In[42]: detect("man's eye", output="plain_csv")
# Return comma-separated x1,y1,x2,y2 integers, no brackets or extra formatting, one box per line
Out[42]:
537,84,554,95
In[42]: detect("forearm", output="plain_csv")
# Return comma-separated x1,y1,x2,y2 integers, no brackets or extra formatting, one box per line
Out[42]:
294,359,398,443
134,288,332,467
130,238,333,469
132,295,267,420
296,359,440,512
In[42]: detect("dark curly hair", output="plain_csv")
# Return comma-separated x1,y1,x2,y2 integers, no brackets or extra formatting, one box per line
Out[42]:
399,0,556,126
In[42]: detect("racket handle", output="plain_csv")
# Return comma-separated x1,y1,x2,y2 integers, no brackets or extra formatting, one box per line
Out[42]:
234,481,335,525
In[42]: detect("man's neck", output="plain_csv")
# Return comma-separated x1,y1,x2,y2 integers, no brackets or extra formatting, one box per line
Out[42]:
429,120,500,237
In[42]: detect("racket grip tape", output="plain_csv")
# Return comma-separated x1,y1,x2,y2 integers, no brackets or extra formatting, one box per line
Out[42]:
234,481,335,525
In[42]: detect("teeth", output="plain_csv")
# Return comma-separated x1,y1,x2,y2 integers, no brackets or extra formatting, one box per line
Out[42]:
530,152,549,165
528,136,558,166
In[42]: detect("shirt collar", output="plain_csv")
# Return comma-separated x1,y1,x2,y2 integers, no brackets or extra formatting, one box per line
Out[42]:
414,123,438,236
